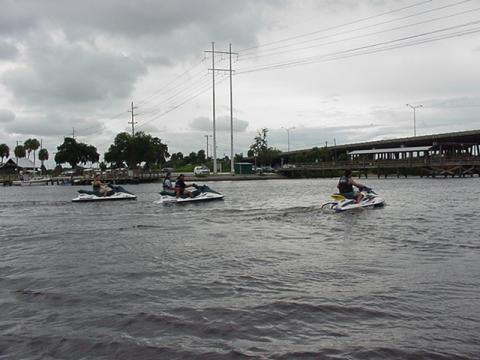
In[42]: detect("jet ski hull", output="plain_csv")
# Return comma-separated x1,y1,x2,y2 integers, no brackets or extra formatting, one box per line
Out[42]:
157,192,224,204
322,188,385,212
156,184,224,204
332,197,385,211
72,185,136,202
72,192,137,202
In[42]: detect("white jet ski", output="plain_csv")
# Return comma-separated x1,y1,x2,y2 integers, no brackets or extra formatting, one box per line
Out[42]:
156,184,224,204
72,184,137,202
321,187,385,212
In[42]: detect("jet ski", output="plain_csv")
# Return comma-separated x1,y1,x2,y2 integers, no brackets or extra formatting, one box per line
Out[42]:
72,184,137,202
156,184,224,204
321,187,385,212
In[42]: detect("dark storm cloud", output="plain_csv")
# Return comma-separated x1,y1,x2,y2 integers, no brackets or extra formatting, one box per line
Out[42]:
0,0,278,121
190,115,249,132
0,109,15,123
0,0,269,48
2,42,146,106
0,40,18,60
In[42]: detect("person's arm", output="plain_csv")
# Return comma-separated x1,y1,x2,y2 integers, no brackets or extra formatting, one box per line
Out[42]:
350,178,364,188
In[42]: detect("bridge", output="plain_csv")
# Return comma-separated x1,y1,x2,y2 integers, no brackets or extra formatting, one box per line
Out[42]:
275,129,480,178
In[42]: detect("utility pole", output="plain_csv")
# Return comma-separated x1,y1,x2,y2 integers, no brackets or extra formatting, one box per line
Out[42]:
205,42,238,174
334,137,337,163
406,103,423,137
204,135,211,159
128,101,138,136
282,126,295,152
72,128,75,139
15,140,19,175
229,43,234,174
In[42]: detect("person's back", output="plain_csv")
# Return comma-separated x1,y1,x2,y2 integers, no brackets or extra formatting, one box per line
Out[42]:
337,174,353,194
162,173,175,194
337,169,363,202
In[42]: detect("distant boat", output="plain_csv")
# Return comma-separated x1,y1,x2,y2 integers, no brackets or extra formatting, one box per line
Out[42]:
12,177,52,186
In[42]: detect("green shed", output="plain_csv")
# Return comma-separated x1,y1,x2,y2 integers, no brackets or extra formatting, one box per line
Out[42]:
234,162,253,175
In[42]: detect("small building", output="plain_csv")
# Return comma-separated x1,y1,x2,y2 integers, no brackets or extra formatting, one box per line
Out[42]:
234,162,253,175
0,158,39,175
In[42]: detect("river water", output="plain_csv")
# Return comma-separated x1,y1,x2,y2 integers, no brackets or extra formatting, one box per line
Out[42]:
1,178,479,360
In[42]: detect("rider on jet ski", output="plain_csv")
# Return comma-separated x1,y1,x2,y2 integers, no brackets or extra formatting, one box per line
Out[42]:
92,174,108,197
337,169,365,203
175,174,196,198
162,172,175,195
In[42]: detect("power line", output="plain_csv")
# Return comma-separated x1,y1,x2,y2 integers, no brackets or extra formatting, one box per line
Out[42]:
239,0,477,62
236,19,480,74
136,75,228,131
239,0,435,54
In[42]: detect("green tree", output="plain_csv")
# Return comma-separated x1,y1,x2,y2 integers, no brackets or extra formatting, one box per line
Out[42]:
14,144,26,159
248,128,281,166
38,148,49,174
24,138,40,159
53,164,63,176
104,131,169,169
24,138,41,174
185,151,197,164
197,149,206,163
54,137,99,169
38,148,49,164
0,143,9,163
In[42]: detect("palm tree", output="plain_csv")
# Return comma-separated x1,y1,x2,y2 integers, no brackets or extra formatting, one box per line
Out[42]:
14,145,26,175
0,143,9,164
38,148,49,174
14,144,26,159
24,138,40,176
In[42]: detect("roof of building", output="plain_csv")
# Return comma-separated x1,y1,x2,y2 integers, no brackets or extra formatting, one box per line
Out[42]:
0,157,38,169
349,146,432,155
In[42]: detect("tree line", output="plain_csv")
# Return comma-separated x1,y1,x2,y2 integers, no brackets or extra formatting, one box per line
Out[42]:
1,127,286,173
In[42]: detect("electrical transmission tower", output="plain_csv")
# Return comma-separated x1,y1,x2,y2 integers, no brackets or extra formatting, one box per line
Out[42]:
204,42,237,174
128,101,138,136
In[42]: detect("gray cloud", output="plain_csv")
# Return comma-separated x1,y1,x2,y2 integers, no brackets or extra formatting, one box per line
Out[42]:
0,1,270,50
0,109,15,123
2,42,146,107
424,96,480,109
0,40,18,60
189,115,249,132
4,113,104,137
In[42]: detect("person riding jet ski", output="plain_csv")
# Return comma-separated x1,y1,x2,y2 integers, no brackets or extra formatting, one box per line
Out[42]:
175,174,196,198
337,169,366,203
92,174,108,197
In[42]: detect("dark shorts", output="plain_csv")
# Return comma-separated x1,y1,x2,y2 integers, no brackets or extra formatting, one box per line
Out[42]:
341,191,355,199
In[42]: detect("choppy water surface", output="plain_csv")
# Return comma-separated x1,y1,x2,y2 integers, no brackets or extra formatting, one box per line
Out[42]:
1,178,479,359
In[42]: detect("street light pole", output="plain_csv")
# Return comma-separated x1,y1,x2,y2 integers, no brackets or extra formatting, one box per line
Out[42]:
282,126,296,152
406,104,423,137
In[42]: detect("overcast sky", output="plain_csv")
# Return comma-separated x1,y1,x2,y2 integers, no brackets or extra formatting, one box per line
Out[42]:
1,0,479,166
